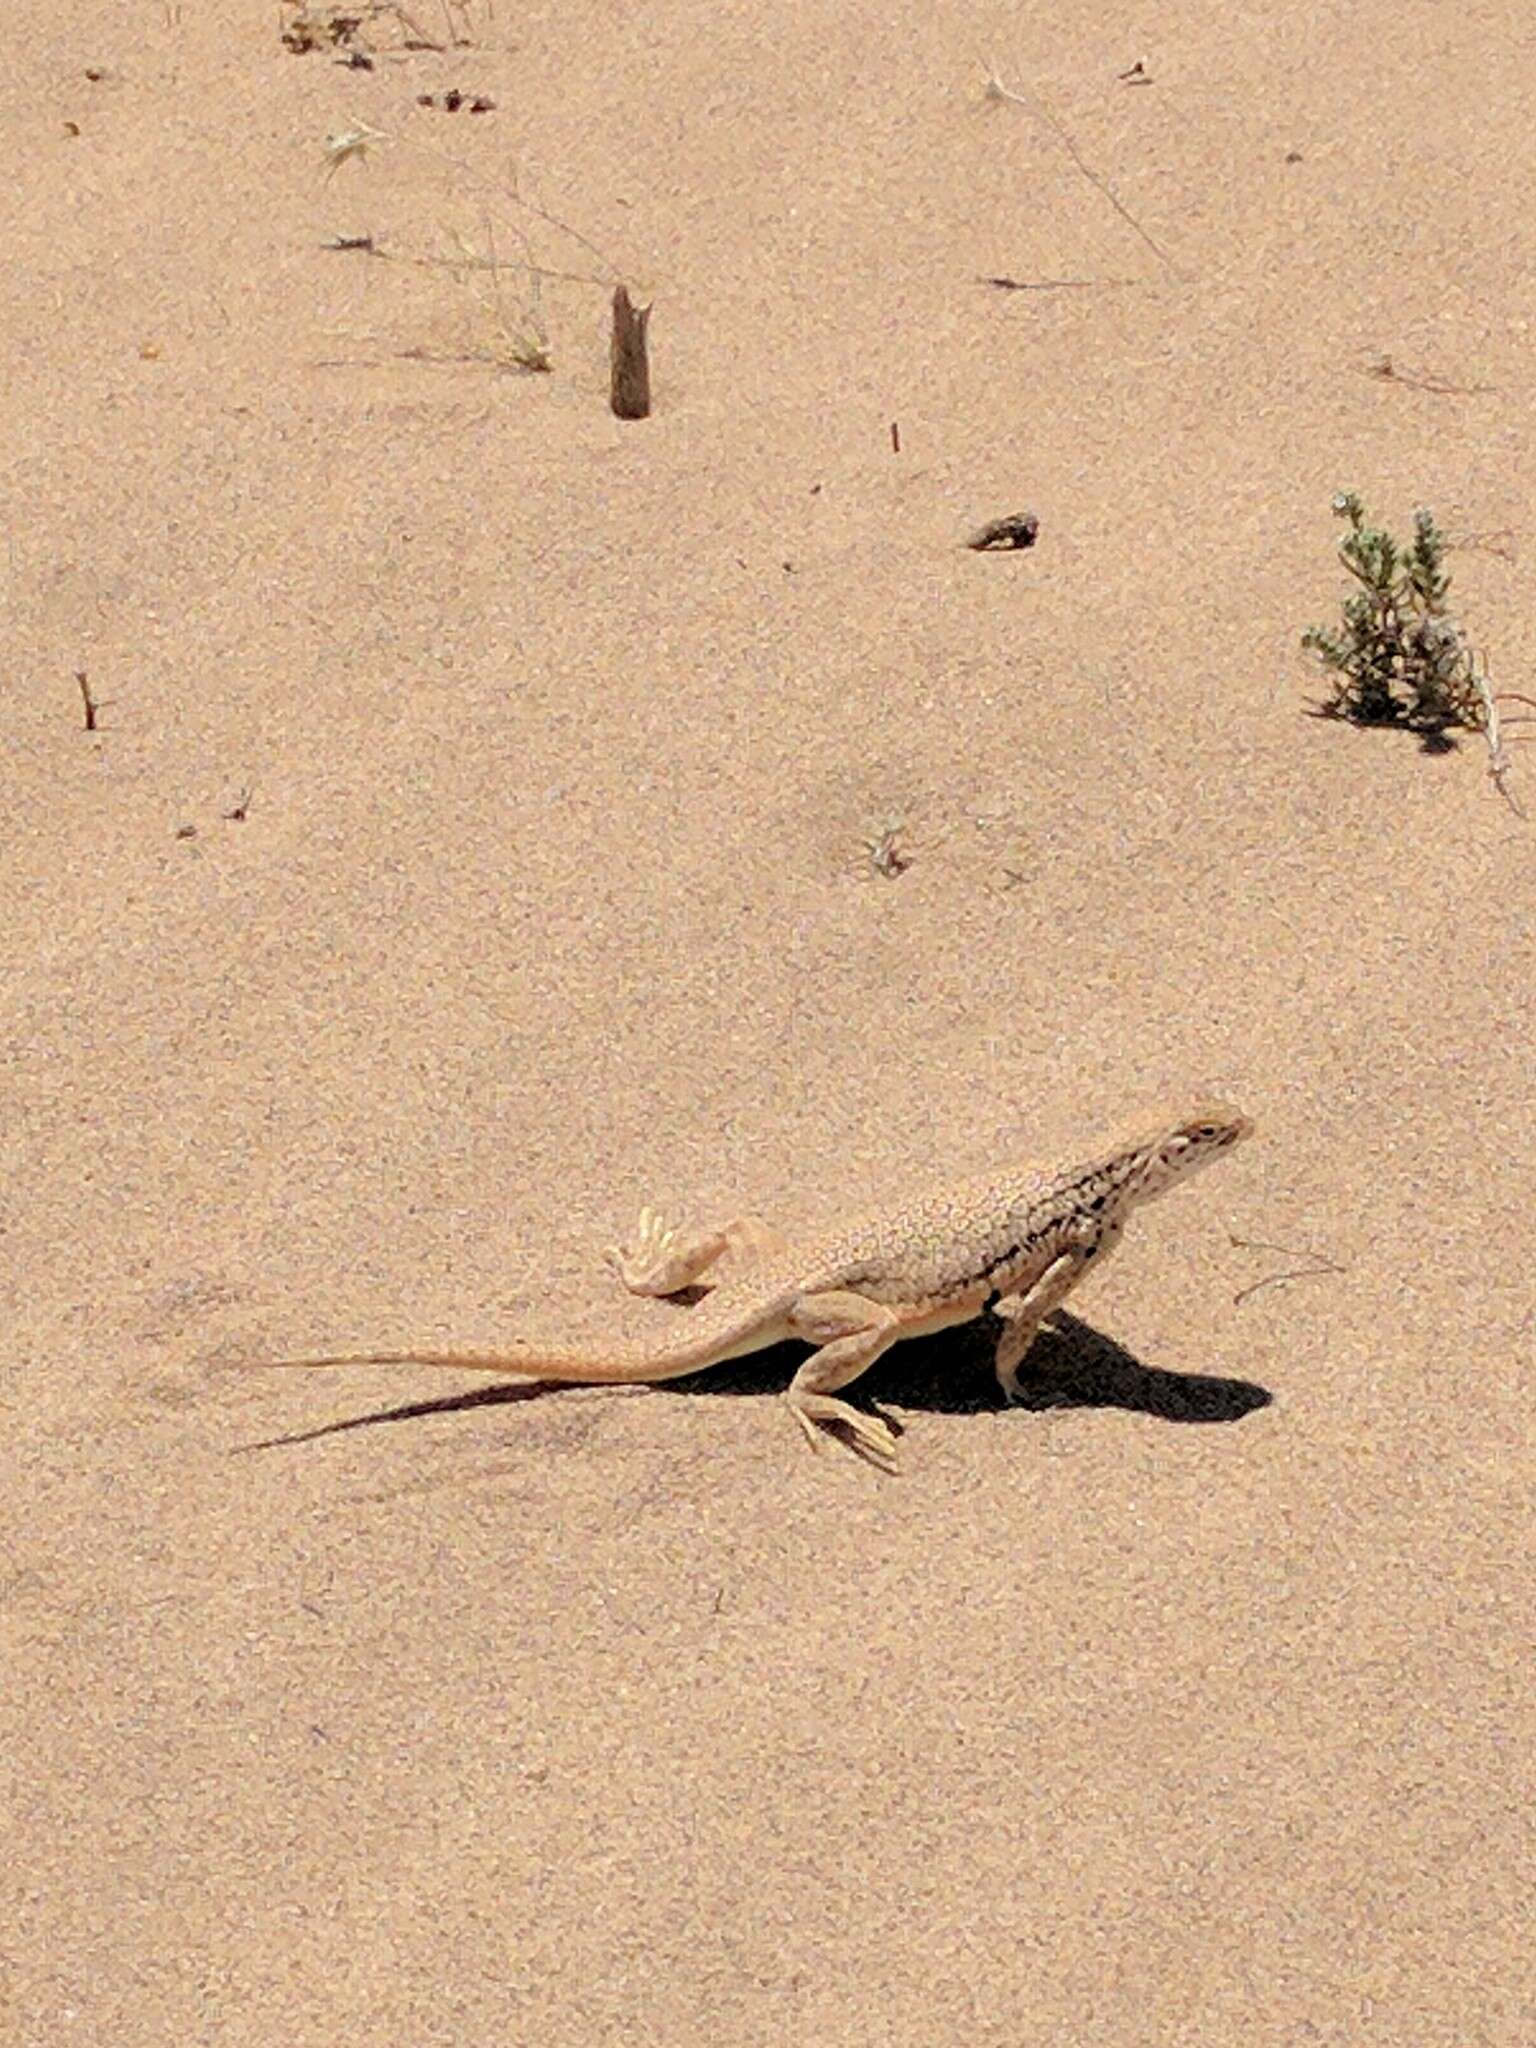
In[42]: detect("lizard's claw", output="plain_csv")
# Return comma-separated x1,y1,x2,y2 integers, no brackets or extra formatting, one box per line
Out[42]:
843,1410,901,1471
786,1392,900,1472
606,1207,693,1296
790,1402,827,1455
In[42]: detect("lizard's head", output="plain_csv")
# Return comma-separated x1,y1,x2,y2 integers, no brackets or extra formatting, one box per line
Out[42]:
1133,1102,1253,1201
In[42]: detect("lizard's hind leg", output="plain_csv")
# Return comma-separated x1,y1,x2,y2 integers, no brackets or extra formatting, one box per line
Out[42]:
783,1291,904,1469
605,1209,788,1298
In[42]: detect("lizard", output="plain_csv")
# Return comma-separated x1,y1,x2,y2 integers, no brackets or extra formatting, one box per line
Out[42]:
258,1103,1253,1470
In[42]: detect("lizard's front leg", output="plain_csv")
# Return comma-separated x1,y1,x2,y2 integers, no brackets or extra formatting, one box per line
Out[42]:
783,1291,905,1469
993,1246,1097,1400
605,1209,788,1298
993,1215,1127,1397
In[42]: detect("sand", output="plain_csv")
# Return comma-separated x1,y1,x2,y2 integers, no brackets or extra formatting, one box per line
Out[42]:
2,2,1530,2042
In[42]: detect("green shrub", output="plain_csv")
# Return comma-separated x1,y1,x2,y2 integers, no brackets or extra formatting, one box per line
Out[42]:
1302,493,1483,734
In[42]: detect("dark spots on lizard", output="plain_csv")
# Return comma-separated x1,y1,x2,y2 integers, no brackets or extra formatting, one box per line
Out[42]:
977,1240,1024,1286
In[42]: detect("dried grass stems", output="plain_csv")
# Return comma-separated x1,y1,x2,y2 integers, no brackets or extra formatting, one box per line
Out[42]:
284,2,477,59
321,119,630,375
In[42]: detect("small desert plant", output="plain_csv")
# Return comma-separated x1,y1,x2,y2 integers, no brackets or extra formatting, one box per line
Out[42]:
1302,493,1484,732
1303,492,1531,811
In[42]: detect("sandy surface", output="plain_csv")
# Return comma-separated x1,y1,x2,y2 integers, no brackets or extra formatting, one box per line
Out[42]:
3,2,1531,2042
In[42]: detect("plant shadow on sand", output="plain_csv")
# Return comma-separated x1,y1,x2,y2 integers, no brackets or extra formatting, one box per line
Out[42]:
237,1307,1271,1455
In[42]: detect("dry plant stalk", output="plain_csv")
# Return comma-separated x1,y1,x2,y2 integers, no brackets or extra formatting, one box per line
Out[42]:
1467,665,1534,818
609,285,652,418
75,670,101,731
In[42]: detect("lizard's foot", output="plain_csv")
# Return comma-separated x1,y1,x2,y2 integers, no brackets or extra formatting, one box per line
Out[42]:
605,1207,715,1296
785,1389,900,1471
993,1317,1038,1404
605,1209,786,1297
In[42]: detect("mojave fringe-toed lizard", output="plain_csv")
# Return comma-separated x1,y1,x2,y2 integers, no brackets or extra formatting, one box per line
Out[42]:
259,1104,1253,1470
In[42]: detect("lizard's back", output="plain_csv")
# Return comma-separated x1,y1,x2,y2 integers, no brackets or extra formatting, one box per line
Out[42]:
797,1160,1073,1307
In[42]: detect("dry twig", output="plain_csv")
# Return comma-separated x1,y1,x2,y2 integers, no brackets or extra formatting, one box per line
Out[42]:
1229,1235,1346,1305
979,58,1181,279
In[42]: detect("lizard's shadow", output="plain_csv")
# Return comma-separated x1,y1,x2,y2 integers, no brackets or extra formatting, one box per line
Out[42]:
238,1308,1269,1451
691,1307,1272,1426
900,1309,1271,1422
